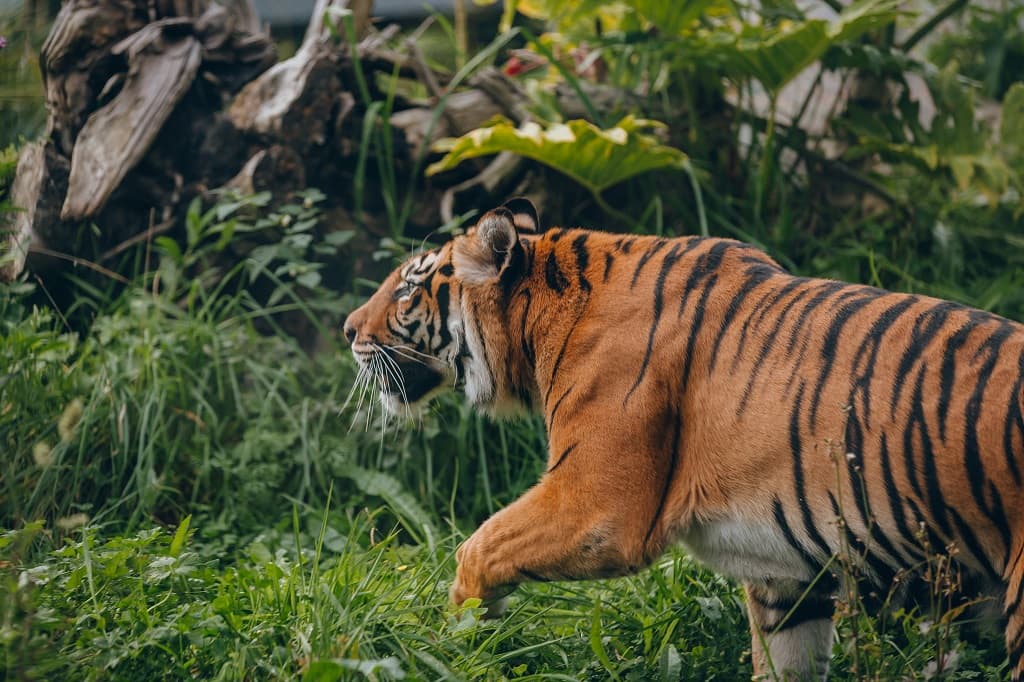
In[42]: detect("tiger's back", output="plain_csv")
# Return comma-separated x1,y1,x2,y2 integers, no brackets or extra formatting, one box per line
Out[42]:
344,202,1024,679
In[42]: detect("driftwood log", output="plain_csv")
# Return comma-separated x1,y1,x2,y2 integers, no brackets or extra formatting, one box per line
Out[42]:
1,0,563,283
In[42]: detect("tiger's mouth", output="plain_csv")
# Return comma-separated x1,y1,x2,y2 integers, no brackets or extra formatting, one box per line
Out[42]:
351,344,448,408
383,358,445,403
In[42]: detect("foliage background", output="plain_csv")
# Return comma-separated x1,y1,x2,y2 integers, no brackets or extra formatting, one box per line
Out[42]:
2,0,1024,679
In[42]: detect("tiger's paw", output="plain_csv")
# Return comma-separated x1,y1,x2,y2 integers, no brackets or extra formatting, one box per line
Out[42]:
450,575,513,619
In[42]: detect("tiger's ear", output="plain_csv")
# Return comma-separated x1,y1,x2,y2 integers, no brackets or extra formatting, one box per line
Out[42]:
454,207,524,285
501,197,541,233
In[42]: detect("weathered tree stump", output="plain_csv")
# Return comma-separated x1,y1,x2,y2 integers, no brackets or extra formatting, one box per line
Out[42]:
0,0,563,282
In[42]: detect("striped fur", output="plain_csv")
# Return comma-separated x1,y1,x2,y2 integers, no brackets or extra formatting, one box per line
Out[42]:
344,202,1024,680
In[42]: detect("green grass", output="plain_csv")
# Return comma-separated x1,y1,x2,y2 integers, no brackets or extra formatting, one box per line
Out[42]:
1,504,1009,680
2,515,753,681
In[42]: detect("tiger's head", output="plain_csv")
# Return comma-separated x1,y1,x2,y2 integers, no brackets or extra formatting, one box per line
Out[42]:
343,199,541,417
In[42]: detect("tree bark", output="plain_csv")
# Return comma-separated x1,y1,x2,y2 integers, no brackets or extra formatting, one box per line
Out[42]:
2,0,581,282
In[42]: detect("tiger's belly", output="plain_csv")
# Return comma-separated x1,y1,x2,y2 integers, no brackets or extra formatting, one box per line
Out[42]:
678,516,820,585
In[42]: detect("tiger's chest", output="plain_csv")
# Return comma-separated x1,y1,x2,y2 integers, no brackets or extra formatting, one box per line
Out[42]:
677,515,820,585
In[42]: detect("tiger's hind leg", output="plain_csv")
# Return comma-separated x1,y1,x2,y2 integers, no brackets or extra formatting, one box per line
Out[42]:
745,580,834,681
1005,545,1024,681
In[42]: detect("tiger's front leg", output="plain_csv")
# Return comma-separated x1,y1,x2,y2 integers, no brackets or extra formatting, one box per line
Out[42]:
450,468,662,615
744,580,834,681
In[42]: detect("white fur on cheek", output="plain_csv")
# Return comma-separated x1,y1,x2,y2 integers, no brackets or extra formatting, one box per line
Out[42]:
443,268,531,416
458,298,495,407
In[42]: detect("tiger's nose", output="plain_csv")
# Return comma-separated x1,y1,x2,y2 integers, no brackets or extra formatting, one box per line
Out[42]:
343,316,357,345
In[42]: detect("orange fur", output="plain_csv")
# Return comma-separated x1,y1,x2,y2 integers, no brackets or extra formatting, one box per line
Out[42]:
344,202,1024,680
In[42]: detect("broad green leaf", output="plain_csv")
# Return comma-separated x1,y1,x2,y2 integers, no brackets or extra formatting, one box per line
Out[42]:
725,0,903,92
948,155,975,190
627,0,716,35
732,19,830,92
169,514,191,557
427,116,688,194
304,657,406,681
658,643,682,681
589,602,620,681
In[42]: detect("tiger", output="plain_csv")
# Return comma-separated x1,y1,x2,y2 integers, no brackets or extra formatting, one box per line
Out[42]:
342,198,1024,680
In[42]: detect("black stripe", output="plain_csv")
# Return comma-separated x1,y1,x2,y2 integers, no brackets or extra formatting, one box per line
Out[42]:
542,307,585,405
1007,544,1024,620
522,238,536,273
1002,354,1024,485
1007,642,1023,677
890,302,961,420
707,268,772,374
630,238,668,288
671,238,712,319
791,384,833,560
545,251,569,294
435,282,452,350
877,433,926,562
828,491,898,588
905,497,950,557
643,412,681,557
603,252,614,282
1008,592,1023,621
909,363,952,538
674,240,729,321
948,507,1000,581
385,315,406,340
624,243,685,404
808,292,878,424
404,317,422,340
736,284,814,416
680,274,717,390
1005,556,1024,619
773,497,821,573
849,296,918,424
964,321,1015,563
572,234,592,292
842,407,907,571
748,582,835,632
938,321,972,441
748,585,822,610
518,289,535,366
988,480,1011,571
547,386,572,430
499,240,526,297
782,281,848,358
767,594,834,632
547,442,578,473
732,277,814,373
736,278,803,348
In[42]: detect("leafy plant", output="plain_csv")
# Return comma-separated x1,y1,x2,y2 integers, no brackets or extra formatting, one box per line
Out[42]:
928,1,1024,101
428,115,689,223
